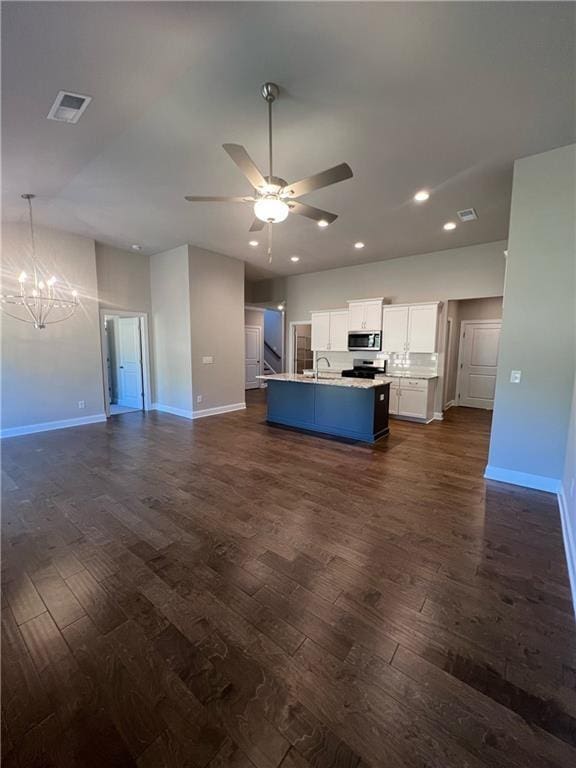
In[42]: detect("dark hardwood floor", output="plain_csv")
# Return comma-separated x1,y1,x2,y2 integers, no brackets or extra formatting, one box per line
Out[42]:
2,390,575,767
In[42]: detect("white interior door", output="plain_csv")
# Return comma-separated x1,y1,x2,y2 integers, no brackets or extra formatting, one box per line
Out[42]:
382,306,409,352
245,326,261,389
116,317,143,409
457,322,501,409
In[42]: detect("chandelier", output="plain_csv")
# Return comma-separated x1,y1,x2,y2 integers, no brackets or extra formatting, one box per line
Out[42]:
1,194,79,329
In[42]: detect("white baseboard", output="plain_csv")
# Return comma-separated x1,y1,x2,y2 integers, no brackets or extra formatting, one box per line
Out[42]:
433,412,444,421
558,485,576,619
444,400,456,410
193,402,246,419
152,402,246,421
152,403,194,420
0,413,107,439
484,465,561,494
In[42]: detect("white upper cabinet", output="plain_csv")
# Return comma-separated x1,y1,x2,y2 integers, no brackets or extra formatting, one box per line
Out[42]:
311,310,349,352
348,302,365,332
364,301,384,331
347,299,383,331
407,304,438,353
311,312,330,351
329,310,349,351
382,302,440,353
381,306,409,352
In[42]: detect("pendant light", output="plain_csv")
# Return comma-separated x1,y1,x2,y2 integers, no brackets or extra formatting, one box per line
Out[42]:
1,194,79,329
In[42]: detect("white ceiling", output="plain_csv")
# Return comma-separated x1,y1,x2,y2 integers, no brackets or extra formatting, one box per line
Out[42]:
2,2,575,280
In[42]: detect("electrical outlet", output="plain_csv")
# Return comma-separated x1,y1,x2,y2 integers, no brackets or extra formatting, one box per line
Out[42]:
78,400,85,409
510,370,522,384
202,356,214,365
196,395,203,404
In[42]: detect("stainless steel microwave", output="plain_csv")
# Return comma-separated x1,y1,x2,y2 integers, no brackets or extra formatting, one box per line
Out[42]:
348,332,382,351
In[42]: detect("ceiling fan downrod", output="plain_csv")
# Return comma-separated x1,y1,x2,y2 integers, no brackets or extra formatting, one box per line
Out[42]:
261,82,279,181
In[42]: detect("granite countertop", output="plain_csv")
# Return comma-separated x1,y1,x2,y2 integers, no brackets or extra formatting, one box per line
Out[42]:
257,373,393,390
386,372,439,379
302,369,438,380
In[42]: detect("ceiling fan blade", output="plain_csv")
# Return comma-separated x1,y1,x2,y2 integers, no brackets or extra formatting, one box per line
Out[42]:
222,144,267,190
282,163,353,198
249,218,266,232
184,195,254,202
288,201,338,225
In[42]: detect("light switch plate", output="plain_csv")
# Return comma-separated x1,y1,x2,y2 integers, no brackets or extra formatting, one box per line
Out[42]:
202,356,214,364
510,370,522,384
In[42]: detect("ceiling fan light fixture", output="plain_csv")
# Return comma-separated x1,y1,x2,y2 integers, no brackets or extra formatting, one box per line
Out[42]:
254,196,289,224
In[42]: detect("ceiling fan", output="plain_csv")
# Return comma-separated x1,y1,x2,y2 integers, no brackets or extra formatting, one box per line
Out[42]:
185,82,353,261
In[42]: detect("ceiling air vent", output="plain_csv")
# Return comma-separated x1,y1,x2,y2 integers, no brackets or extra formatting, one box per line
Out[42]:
47,91,92,123
457,207,478,222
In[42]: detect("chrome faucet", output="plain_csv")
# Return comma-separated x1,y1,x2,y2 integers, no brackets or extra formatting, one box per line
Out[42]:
315,356,331,380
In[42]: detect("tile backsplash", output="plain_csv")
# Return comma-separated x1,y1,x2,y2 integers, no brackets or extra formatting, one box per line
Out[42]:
312,350,439,375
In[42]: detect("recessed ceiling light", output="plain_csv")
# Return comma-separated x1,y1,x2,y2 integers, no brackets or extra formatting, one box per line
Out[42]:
249,240,259,247
290,255,300,262
354,242,365,249
317,220,329,228
443,222,457,231
131,244,142,251
414,190,430,202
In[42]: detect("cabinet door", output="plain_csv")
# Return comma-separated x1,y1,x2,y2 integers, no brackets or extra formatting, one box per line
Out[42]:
398,386,428,418
329,310,349,352
382,306,409,352
363,301,383,332
407,304,438,353
388,381,400,415
311,312,330,351
348,302,365,331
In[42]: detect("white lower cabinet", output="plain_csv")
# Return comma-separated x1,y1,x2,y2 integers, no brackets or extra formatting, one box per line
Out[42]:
387,377,436,422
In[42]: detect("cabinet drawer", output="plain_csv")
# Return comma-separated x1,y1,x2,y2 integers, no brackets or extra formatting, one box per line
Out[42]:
401,378,428,391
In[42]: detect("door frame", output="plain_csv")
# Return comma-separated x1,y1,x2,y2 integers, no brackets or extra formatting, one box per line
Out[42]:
245,324,263,389
100,309,152,417
443,317,454,408
288,320,312,374
455,319,502,408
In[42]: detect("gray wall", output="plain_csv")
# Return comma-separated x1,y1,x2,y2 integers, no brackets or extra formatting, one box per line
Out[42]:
283,240,506,322
150,245,193,413
488,144,576,487
562,376,576,609
95,243,151,313
189,246,245,411
458,296,503,323
1,223,105,430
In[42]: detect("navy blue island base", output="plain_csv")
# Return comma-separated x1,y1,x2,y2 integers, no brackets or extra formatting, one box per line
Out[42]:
265,378,390,444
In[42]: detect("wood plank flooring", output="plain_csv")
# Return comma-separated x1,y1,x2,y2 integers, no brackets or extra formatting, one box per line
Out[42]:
2,390,575,767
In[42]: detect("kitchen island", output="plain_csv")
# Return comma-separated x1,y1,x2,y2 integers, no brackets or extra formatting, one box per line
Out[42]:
258,373,392,443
